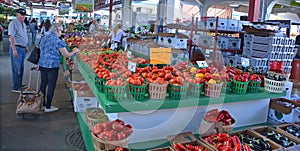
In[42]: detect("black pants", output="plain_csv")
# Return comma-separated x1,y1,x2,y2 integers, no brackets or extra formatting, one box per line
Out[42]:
39,67,59,109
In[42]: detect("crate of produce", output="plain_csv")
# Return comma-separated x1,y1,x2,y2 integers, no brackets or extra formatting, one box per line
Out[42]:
247,80,262,93
229,129,282,151
188,83,205,97
284,66,292,73
168,132,216,151
85,108,109,131
128,82,148,101
242,47,251,58
264,78,286,93
95,77,108,93
276,123,300,139
204,82,223,98
231,80,249,94
104,84,127,102
148,82,168,99
168,83,189,100
147,146,174,151
251,126,300,149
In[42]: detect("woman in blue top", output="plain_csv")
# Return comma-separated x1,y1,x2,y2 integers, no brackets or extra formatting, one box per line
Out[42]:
38,23,80,112
29,18,38,44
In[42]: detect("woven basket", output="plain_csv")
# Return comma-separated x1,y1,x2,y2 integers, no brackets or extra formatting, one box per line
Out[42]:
148,83,168,99
219,122,235,133
104,84,126,102
264,77,286,93
221,81,231,94
92,132,131,151
86,108,108,131
188,83,204,97
204,82,223,98
247,81,262,93
168,83,189,100
128,82,148,101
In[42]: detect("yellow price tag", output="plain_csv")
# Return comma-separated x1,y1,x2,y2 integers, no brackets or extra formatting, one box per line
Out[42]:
150,48,171,64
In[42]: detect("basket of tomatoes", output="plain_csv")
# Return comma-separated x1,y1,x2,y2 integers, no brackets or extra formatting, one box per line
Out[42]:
104,78,127,102
168,77,189,100
95,66,118,93
86,108,109,131
247,74,262,93
204,74,223,98
127,74,148,101
231,73,249,94
220,73,231,94
92,119,133,151
148,78,169,100
185,77,205,98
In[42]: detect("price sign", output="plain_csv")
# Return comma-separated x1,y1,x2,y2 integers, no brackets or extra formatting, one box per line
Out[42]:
127,51,132,59
241,57,250,67
128,61,136,72
196,61,208,68
150,48,171,64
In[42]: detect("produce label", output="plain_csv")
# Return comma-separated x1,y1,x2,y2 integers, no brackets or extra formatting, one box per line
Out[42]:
196,61,208,68
128,61,137,72
127,51,132,59
59,3,70,15
241,57,250,67
150,48,171,64
75,0,94,12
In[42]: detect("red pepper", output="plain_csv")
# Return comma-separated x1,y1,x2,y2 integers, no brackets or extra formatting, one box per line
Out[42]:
204,137,214,145
215,142,223,150
117,132,127,140
195,145,203,151
218,146,233,151
231,136,241,146
223,137,232,148
233,143,242,151
172,143,180,151
242,144,251,151
186,144,195,150
98,131,113,141
115,147,123,151
218,133,229,143
177,143,188,151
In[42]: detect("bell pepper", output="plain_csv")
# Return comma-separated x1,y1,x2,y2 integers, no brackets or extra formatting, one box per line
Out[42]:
115,147,123,151
195,145,203,151
98,131,113,141
242,144,251,151
215,142,223,150
218,146,233,151
223,137,232,148
172,143,180,151
231,136,241,146
204,137,214,145
186,144,195,150
233,143,242,151
176,143,187,150
218,133,229,142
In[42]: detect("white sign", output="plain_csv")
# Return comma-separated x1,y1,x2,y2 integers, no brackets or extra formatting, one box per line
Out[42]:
128,61,136,72
127,51,132,59
196,61,208,68
241,57,250,67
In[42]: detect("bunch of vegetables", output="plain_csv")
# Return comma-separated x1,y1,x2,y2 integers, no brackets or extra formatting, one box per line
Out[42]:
238,133,271,151
204,133,251,151
126,74,146,86
260,130,297,148
94,65,117,80
204,109,235,126
93,119,133,141
172,142,208,151
106,78,126,86
283,125,300,138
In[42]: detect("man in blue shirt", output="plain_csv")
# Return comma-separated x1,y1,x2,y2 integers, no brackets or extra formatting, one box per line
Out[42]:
8,8,29,93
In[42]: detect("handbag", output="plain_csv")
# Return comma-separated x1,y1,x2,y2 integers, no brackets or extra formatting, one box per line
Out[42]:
16,92,43,114
34,24,38,30
27,46,40,65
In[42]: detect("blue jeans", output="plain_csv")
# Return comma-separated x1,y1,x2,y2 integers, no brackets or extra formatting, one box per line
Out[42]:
9,45,26,90
31,32,37,44
39,67,59,109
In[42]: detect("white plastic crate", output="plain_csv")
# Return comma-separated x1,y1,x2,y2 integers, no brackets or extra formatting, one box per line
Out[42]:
252,36,278,45
284,45,295,53
217,36,228,49
252,43,277,52
269,52,283,60
250,57,268,67
206,18,228,31
227,19,239,32
270,45,284,53
253,66,268,73
244,41,253,48
284,38,295,45
284,66,292,73
244,34,254,42
242,47,251,58
250,49,270,58
283,60,292,67
282,52,295,60
197,35,214,48
228,38,241,50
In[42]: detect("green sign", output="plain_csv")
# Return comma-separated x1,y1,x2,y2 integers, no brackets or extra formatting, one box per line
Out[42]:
75,0,94,12
290,1,300,7
59,3,70,15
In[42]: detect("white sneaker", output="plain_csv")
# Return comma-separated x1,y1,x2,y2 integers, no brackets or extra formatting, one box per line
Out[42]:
44,106,59,112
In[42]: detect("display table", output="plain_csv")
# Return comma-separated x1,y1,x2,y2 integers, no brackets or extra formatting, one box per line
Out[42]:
72,57,285,149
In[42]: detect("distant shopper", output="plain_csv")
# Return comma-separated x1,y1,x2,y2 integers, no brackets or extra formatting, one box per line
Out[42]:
41,19,51,36
102,23,106,30
8,8,29,93
89,19,101,34
109,24,126,51
295,35,300,59
38,23,80,112
29,18,38,44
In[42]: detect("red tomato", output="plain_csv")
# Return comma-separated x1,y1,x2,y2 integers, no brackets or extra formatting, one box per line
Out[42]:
169,79,176,84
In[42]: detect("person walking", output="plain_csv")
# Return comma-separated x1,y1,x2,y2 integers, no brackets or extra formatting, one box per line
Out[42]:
8,8,29,93
109,24,126,51
88,19,101,34
29,18,38,44
41,19,51,37
38,23,80,112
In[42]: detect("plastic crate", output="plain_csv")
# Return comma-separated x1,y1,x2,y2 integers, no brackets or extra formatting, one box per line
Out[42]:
270,45,284,53
253,66,268,74
232,80,249,94
128,82,148,101
269,52,283,60
252,43,275,52
284,66,292,73
168,83,189,100
204,82,223,98
148,83,168,99
104,84,127,102
221,81,232,93
250,57,269,67
188,83,204,97
250,49,270,58
264,78,286,93
244,41,253,48
284,37,295,45
252,36,278,45
247,81,262,93
282,52,295,60
95,77,108,93
244,34,254,42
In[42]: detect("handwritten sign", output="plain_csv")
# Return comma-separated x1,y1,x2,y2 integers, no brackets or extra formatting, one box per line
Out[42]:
241,57,250,67
150,48,171,64
127,51,132,59
128,61,136,72
196,61,208,68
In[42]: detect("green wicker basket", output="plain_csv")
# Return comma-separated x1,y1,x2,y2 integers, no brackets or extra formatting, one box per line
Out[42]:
104,84,127,102
168,83,189,100
95,77,108,93
247,81,262,93
232,80,249,94
222,81,232,93
188,83,204,97
128,82,148,101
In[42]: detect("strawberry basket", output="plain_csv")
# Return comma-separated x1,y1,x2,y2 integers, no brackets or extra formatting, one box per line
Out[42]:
188,83,204,97
127,81,148,101
247,81,262,93
231,80,249,94
221,81,232,94
168,83,189,100
148,82,168,99
86,108,109,131
104,84,127,102
204,82,223,98
95,77,108,93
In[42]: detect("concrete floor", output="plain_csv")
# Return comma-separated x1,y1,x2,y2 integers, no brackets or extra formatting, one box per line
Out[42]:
0,40,83,150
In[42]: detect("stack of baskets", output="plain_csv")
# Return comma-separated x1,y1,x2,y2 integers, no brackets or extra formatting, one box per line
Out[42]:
95,77,108,93
148,82,168,99
204,82,223,98
264,72,289,93
92,132,131,151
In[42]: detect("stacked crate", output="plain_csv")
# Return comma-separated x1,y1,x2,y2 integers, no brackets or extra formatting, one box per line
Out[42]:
242,34,296,73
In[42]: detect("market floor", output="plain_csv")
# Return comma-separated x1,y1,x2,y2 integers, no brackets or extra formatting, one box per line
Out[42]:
0,41,85,151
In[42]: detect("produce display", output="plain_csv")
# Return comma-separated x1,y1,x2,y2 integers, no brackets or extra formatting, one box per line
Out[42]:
172,142,209,151
282,125,300,138
204,109,235,126
260,130,297,148
204,133,252,151
237,133,272,151
265,72,287,81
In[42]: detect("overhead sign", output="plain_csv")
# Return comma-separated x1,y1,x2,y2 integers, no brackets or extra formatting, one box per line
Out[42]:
75,0,94,12
150,48,171,64
59,3,70,15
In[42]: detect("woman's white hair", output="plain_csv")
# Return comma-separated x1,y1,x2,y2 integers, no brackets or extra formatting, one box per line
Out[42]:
50,23,63,32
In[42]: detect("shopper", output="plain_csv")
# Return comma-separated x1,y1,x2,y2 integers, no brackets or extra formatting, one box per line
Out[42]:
41,19,51,36
29,18,38,44
89,19,101,34
8,8,29,93
109,24,126,51
38,23,80,112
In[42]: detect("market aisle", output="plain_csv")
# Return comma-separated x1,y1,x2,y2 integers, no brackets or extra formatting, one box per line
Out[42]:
0,37,85,150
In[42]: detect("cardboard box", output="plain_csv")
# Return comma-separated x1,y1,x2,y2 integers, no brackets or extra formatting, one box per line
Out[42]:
268,98,300,124
175,38,188,49
227,19,239,32
227,38,241,50
73,90,98,112
206,18,228,31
